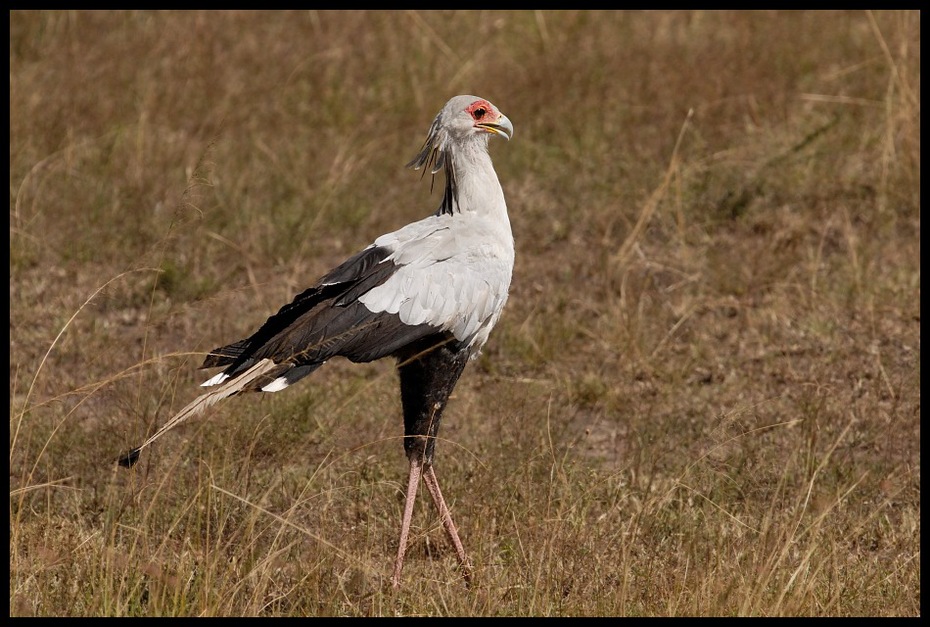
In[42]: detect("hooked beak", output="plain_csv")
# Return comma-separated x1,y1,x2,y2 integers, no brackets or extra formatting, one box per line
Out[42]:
477,113,513,141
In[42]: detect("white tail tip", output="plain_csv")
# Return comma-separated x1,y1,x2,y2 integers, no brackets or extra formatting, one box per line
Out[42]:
201,372,230,387
261,377,290,393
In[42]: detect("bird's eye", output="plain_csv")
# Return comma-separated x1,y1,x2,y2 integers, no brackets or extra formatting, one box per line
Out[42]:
473,108,486,119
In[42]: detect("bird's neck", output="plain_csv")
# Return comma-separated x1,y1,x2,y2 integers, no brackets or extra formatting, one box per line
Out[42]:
438,142,507,221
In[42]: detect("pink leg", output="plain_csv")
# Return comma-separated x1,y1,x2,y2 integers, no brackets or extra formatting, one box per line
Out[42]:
392,455,423,588
423,465,474,587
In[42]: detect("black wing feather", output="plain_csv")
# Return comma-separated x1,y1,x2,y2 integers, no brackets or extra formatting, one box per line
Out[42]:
200,246,393,371
200,244,443,389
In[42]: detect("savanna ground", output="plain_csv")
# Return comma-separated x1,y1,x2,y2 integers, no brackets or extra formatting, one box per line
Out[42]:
9,10,919,616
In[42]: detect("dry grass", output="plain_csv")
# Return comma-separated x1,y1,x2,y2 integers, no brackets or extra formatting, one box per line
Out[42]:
10,10,919,616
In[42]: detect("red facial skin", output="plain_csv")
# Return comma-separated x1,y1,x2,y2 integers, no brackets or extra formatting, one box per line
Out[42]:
465,98,497,123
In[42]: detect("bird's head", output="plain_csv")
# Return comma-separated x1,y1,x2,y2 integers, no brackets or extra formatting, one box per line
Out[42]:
407,95,512,175
452,95,513,142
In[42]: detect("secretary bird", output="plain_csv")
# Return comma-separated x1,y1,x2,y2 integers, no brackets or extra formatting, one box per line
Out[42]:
117,95,514,588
